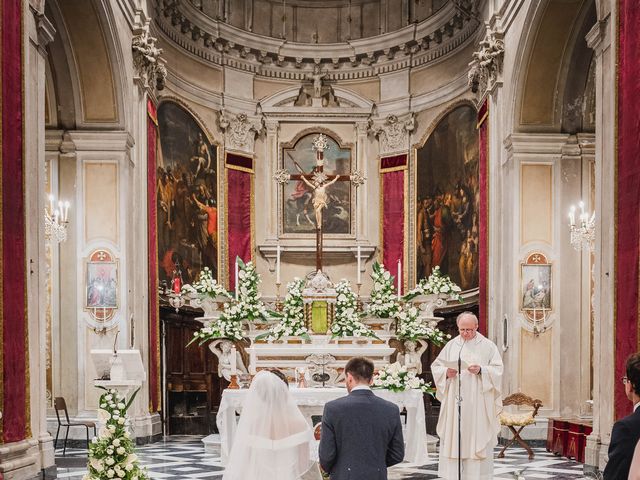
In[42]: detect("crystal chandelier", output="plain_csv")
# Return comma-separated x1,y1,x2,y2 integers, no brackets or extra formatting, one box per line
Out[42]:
44,194,70,243
568,201,595,251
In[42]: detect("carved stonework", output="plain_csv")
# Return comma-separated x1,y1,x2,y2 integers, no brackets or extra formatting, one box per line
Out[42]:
468,25,504,100
368,113,415,156
218,110,265,154
132,23,167,91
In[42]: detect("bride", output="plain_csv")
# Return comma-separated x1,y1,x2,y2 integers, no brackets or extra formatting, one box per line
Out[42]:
223,370,317,480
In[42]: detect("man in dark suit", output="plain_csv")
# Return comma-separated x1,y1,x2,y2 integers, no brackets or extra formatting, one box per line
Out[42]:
603,352,640,479
319,357,405,480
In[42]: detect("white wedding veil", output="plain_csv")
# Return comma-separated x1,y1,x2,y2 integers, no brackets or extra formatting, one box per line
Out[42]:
222,370,314,480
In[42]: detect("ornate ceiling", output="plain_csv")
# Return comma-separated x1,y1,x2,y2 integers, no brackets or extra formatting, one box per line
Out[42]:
153,0,481,80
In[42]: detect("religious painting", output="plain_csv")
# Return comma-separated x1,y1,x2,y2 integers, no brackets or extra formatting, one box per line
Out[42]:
157,101,218,288
281,132,353,236
521,255,552,313
415,104,479,290
85,251,118,309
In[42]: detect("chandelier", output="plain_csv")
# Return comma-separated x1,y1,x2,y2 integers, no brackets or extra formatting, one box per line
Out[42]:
568,201,595,251
44,194,70,243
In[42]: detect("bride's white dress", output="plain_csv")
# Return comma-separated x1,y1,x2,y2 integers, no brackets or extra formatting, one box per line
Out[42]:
222,371,319,480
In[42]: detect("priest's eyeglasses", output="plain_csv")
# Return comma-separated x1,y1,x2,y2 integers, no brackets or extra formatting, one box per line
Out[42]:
622,376,629,385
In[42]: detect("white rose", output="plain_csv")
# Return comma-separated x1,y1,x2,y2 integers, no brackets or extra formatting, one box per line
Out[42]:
112,439,120,447
106,457,115,465
117,447,126,455
118,417,125,425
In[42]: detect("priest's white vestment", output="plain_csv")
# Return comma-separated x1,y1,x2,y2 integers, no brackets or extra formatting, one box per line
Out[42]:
431,333,503,479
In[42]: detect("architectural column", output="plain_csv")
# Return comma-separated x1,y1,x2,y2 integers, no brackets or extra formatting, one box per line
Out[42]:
584,12,615,472
355,121,369,243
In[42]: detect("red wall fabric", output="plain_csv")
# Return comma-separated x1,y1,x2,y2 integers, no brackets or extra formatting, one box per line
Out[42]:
226,154,253,292
477,101,489,336
1,0,28,443
380,155,407,291
147,100,161,413
615,0,640,419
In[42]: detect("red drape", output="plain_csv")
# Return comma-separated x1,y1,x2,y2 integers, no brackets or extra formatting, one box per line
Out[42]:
380,155,407,291
1,0,28,443
477,100,489,336
147,99,161,413
226,153,253,292
615,0,640,419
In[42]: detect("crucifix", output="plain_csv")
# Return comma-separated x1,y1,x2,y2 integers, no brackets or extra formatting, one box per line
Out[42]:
275,133,365,272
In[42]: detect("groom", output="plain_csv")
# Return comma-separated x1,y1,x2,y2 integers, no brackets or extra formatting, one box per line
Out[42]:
319,357,405,479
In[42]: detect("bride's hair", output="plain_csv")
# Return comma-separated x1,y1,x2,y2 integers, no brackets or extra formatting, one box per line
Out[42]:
268,368,289,386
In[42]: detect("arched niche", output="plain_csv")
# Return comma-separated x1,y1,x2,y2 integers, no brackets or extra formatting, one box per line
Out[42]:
156,101,221,287
414,103,479,290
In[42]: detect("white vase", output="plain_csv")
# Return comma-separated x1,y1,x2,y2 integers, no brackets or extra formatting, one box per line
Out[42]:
191,294,229,320
413,293,448,319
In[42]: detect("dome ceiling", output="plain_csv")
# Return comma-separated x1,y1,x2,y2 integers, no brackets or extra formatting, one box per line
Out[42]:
154,0,480,80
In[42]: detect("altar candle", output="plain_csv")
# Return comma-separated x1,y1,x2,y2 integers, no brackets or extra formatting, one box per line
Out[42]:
276,244,281,284
234,258,239,300
64,201,70,222
230,346,237,376
249,347,257,375
397,260,402,299
357,245,361,284
48,194,54,214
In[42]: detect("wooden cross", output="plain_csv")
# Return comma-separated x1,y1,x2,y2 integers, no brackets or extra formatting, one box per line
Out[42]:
275,134,365,272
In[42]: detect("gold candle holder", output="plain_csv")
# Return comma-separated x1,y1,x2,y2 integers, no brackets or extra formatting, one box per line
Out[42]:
275,282,282,311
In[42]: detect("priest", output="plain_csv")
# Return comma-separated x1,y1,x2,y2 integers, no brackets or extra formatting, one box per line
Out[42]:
431,312,503,479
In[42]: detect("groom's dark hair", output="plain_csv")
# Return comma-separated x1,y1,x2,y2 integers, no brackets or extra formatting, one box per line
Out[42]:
345,357,374,382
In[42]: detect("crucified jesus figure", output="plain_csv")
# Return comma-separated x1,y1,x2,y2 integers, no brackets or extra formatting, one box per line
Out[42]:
299,174,340,228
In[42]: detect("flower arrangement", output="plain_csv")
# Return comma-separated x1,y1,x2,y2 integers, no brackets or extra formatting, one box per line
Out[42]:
86,387,148,480
402,266,463,302
188,259,268,345
366,262,401,319
395,305,450,346
180,266,231,299
330,280,376,338
372,362,435,395
257,278,310,341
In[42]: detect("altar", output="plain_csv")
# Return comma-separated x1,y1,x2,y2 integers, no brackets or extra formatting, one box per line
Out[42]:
215,387,429,466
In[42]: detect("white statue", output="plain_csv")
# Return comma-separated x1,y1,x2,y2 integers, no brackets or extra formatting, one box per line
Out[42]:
210,339,248,381
397,339,428,375
308,65,327,98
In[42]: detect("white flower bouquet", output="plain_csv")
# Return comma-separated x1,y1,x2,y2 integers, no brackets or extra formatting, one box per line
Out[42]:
372,362,435,395
402,266,463,302
330,280,377,339
86,387,148,480
188,259,268,345
257,278,310,341
394,305,450,346
180,266,231,299
366,262,401,319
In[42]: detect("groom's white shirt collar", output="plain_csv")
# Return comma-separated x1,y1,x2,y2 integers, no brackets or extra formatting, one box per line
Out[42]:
351,385,371,392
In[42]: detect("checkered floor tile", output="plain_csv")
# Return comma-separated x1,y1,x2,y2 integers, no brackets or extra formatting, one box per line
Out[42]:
54,436,593,479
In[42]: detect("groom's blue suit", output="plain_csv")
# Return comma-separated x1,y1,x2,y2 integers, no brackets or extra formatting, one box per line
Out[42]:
318,388,405,480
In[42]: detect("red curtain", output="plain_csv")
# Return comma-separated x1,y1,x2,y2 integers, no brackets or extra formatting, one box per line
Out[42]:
147,99,161,413
477,100,489,336
615,0,640,419
380,155,407,291
1,0,28,442
226,153,253,292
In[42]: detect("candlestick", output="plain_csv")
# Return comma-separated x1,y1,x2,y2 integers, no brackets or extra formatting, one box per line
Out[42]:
357,245,361,285
276,244,281,284
234,258,239,300
397,260,402,300
64,201,70,222
569,206,576,227
48,194,54,214
230,346,237,376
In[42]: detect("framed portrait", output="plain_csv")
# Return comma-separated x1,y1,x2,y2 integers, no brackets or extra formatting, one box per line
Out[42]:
85,249,119,309
280,130,354,237
520,253,552,312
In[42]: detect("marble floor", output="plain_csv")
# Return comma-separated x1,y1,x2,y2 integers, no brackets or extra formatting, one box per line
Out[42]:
55,436,594,479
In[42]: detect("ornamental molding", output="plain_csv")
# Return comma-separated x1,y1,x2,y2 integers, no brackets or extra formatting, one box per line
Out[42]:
467,24,504,101
152,0,480,81
368,112,416,156
218,109,265,154
132,21,167,91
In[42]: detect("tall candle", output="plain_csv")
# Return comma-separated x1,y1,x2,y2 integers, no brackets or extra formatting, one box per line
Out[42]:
357,245,361,284
48,194,54,214
276,244,281,284
64,201,70,222
234,258,239,300
397,260,402,299
249,347,257,375
230,346,237,375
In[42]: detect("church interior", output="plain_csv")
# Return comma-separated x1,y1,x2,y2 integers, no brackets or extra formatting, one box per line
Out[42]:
0,0,636,478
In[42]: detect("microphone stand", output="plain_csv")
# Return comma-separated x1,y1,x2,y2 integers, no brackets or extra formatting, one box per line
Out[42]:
456,341,465,480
